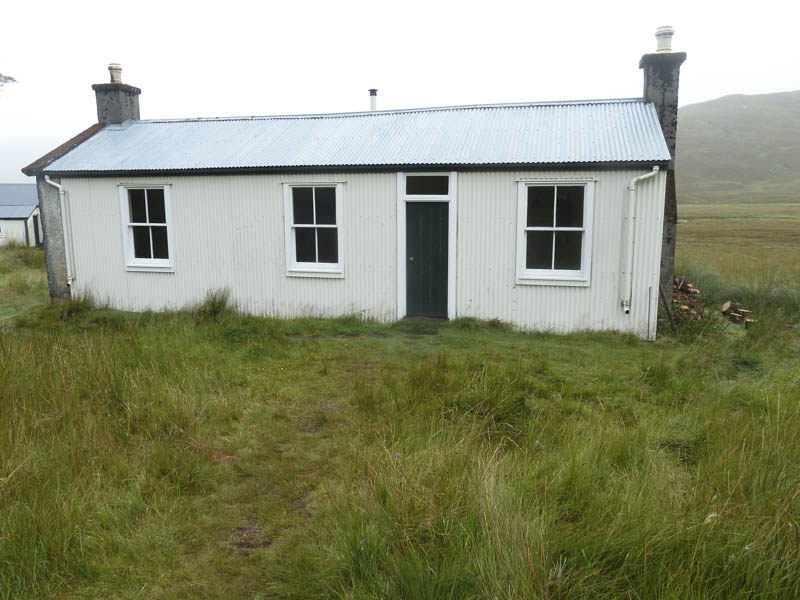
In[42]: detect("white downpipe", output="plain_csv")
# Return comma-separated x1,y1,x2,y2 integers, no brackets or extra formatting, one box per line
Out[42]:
44,176,75,287
622,166,659,314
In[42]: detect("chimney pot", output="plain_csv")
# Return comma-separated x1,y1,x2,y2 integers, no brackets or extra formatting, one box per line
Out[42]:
108,63,123,83
369,89,378,111
655,26,674,53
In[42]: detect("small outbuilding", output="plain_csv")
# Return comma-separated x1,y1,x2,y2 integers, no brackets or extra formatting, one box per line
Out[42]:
0,183,43,247
23,29,686,340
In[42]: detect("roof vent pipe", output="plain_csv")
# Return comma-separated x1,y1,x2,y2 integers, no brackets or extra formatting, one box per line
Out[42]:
369,89,378,111
655,26,674,53
109,63,123,83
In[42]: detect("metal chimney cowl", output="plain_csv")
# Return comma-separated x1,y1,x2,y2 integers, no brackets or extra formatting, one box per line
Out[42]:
655,26,675,53
108,63,123,83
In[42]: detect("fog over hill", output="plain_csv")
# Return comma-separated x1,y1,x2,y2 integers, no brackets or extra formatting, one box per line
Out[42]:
676,90,800,204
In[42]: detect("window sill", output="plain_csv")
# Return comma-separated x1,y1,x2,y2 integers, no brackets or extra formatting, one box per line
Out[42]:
516,275,590,287
125,263,175,273
287,268,344,279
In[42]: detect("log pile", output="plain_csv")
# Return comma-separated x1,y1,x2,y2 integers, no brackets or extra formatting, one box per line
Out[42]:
721,301,756,328
672,276,702,317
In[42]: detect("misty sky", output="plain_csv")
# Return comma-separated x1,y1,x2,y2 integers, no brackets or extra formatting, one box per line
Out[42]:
1,0,798,183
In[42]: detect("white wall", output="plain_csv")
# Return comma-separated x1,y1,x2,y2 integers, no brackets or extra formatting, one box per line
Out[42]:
456,170,666,339
65,174,397,320
0,209,42,247
63,169,665,338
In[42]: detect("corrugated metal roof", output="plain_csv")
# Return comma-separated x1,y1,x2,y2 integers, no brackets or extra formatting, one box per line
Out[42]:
44,99,670,173
0,183,37,206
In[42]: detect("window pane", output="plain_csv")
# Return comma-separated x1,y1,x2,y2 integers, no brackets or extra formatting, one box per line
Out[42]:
406,176,449,195
147,189,166,223
295,227,316,262
292,188,314,224
527,186,555,227
526,231,552,269
129,189,147,223
315,187,336,225
151,226,169,259
555,186,584,227
554,232,582,270
317,228,338,263
132,226,151,259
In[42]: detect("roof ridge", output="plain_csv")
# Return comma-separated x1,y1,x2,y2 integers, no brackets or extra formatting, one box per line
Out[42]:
135,97,647,125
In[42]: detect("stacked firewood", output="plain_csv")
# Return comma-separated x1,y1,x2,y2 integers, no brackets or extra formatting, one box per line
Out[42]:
721,301,756,328
672,276,701,317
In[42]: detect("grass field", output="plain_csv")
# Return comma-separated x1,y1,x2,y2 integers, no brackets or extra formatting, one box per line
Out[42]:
1,205,799,599
677,203,800,284
0,242,48,321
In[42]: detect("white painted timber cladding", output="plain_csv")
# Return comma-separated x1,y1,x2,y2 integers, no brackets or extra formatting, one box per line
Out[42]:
64,169,665,338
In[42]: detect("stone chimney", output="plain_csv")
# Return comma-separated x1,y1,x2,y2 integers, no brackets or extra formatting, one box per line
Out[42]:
92,63,141,124
639,27,686,161
639,27,687,297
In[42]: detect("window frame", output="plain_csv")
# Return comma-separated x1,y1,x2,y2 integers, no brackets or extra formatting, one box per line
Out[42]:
515,180,594,287
118,184,175,273
282,182,344,278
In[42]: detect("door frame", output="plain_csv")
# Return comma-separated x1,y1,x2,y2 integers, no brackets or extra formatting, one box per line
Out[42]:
33,214,41,246
396,171,457,320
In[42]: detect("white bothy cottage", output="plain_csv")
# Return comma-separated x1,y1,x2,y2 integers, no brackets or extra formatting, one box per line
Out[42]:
0,184,42,247
24,31,686,340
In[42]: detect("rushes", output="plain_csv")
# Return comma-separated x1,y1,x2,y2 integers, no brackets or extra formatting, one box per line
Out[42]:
2,306,800,598
1,243,799,598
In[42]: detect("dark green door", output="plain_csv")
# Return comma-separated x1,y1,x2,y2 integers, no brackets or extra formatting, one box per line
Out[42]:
406,202,448,317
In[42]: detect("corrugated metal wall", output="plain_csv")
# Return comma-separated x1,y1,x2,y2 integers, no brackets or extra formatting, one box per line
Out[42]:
0,211,41,247
64,168,665,338
0,220,26,245
66,174,397,320
456,170,666,339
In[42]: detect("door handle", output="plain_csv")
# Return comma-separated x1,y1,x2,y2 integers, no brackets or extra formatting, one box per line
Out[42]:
409,257,415,262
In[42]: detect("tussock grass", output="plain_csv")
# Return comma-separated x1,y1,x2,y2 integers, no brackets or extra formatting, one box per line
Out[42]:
681,264,800,320
0,245,48,319
0,241,46,272
446,316,513,332
1,230,800,597
193,288,234,322
2,299,797,598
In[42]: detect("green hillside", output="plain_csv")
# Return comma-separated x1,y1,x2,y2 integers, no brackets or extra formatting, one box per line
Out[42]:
676,90,800,204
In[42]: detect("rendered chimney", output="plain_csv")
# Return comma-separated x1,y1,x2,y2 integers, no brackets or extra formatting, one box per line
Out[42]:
639,27,687,303
639,27,685,159
92,63,142,124
369,89,378,111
